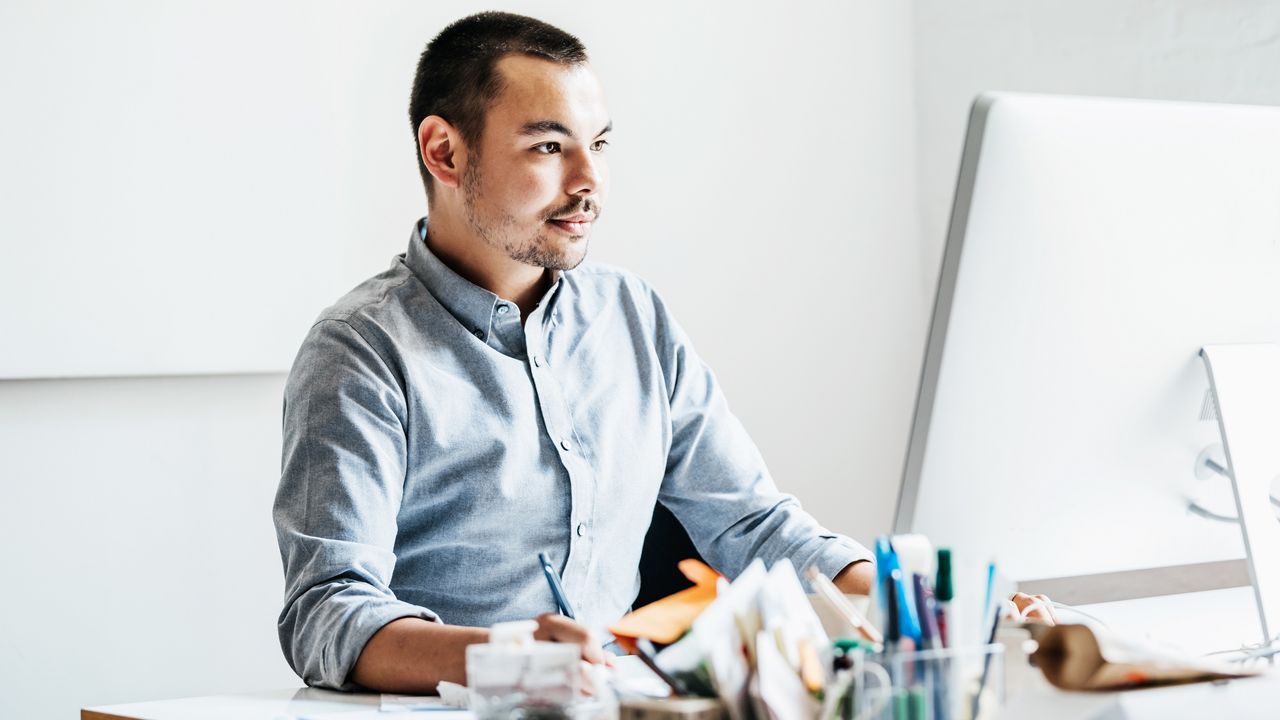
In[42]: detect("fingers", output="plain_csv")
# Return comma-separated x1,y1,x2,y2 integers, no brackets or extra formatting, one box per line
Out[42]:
1001,598,1020,620
534,612,605,664
1008,592,1056,625
1033,593,1058,624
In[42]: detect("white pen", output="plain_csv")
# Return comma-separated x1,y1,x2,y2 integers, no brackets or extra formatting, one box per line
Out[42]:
806,565,883,644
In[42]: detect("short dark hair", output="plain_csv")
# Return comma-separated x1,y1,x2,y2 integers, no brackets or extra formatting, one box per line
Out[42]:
408,12,588,201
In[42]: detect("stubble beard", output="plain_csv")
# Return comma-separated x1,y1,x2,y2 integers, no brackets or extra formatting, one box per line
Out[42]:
461,160,594,272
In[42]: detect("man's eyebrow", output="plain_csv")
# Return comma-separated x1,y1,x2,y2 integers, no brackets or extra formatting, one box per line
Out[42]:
518,120,572,137
516,120,614,138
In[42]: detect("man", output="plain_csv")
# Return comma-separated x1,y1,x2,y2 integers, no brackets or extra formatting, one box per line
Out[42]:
274,11,875,694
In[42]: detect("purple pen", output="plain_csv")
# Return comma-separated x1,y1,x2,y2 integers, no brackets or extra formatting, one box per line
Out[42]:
912,573,941,650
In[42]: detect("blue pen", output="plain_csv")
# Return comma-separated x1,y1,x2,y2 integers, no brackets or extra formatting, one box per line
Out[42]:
875,537,922,643
981,561,997,637
537,552,576,620
875,537,895,584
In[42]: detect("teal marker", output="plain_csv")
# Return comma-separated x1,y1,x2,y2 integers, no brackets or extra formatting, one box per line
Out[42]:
934,548,953,647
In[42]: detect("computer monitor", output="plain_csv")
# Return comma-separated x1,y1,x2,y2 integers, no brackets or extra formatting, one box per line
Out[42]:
895,93,1280,619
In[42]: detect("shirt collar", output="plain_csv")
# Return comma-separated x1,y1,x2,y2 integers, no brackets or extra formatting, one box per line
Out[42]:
404,217,562,341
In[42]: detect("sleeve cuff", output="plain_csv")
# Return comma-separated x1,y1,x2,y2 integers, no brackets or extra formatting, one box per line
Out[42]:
323,600,441,691
809,535,876,590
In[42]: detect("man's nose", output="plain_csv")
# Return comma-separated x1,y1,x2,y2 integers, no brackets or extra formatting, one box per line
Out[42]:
565,148,602,197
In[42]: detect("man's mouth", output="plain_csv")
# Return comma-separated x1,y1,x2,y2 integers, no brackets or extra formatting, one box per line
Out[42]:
547,214,593,235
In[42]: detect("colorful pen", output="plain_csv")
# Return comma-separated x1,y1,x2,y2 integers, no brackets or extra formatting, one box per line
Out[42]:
876,537,922,643
912,573,940,650
914,572,949,720
885,570,917,720
971,597,1002,720
980,560,996,637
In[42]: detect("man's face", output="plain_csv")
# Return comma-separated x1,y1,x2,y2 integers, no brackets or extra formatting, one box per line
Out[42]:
460,55,611,271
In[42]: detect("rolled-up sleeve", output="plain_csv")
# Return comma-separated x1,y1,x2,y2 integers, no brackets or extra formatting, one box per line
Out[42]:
274,318,438,690
648,291,874,582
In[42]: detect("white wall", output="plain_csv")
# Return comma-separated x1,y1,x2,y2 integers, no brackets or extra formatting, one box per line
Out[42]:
585,0,922,549
0,3,919,718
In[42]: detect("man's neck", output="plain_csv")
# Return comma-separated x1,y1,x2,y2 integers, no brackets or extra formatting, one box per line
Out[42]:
424,208,553,322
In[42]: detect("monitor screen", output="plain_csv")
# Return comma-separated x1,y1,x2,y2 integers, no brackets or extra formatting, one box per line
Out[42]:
897,93,1280,598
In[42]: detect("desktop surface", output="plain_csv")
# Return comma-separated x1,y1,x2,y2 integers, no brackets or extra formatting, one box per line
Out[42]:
82,687,378,720
84,671,1280,720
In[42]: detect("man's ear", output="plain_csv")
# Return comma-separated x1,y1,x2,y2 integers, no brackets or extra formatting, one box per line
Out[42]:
418,115,465,190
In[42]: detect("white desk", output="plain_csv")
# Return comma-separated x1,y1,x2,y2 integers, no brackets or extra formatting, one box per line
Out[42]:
80,593,1279,720
1005,673,1280,719
83,673,1280,720
82,688,383,720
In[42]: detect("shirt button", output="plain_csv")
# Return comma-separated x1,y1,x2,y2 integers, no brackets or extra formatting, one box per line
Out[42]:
532,355,543,367
576,523,587,537
496,304,510,315
560,438,572,451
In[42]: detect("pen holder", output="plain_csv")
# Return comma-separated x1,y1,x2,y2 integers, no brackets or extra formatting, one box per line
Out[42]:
858,644,1004,720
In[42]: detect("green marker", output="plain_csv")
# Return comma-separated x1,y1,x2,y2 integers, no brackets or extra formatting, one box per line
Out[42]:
907,686,927,720
934,548,953,647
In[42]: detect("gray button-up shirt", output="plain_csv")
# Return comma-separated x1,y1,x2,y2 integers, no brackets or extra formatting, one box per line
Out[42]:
274,218,873,689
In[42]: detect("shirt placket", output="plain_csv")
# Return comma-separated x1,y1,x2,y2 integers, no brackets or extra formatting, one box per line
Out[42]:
524,301,595,606
489,300,526,357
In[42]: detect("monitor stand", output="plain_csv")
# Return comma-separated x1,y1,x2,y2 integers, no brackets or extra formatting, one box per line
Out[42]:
1201,344,1280,646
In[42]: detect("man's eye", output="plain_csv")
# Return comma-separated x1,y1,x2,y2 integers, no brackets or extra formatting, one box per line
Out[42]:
535,142,561,154
591,139,609,152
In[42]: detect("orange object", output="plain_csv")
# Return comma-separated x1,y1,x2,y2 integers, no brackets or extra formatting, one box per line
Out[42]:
610,559,721,646
797,638,825,693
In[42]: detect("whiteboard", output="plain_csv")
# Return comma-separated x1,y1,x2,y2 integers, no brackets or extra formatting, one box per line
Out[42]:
0,2,475,378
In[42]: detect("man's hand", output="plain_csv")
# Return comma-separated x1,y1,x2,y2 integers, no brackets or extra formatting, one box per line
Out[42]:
533,613,612,697
1006,592,1057,625
533,612,605,664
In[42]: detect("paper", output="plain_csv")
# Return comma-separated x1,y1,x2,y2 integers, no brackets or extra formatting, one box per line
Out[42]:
608,654,674,698
1028,623,1261,690
752,628,820,720
297,711,474,720
380,694,473,712
758,559,830,673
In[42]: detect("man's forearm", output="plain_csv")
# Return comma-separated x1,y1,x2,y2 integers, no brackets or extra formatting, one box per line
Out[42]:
832,559,875,595
351,617,488,693
350,612,603,693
